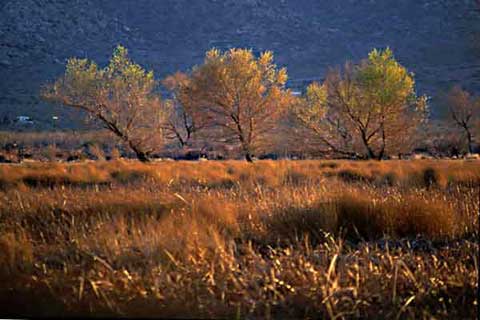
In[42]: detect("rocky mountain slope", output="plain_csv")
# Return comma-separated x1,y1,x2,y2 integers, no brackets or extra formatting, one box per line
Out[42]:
1,0,479,129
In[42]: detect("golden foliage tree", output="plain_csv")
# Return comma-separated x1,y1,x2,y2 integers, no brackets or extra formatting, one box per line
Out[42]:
445,86,479,154
292,48,428,159
162,72,204,148
290,81,355,157
183,48,290,162
42,45,164,162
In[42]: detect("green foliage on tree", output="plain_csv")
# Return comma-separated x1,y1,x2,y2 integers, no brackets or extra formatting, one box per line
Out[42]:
42,45,164,162
292,48,428,159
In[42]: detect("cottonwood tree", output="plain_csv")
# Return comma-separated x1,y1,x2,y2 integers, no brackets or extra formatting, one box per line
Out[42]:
290,81,356,157
162,72,203,148
445,86,479,154
42,45,164,162
183,48,290,162
292,48,427,159
354,49,428,158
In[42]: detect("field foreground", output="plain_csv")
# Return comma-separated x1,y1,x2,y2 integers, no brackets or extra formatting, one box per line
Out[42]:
0,159,478,318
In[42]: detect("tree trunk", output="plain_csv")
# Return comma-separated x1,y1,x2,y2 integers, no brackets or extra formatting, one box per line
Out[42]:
238,131,253,163
466,128,474,154
243,143,253,162
376,146,385,160
377,124,386,160
364,141,376,159
245,152,254,163
129,142,150,162
360,130,375,159
135,151,150,163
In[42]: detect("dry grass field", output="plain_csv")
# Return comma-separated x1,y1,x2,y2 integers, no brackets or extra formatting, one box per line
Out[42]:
0,159,478,318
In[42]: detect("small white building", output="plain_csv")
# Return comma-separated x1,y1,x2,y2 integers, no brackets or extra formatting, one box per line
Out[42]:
15,116,34,124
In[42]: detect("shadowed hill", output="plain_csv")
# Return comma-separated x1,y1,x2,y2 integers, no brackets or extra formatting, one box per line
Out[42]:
0,0,479,129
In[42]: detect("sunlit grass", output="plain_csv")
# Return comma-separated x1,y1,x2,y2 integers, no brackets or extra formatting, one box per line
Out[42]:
0,160,478,318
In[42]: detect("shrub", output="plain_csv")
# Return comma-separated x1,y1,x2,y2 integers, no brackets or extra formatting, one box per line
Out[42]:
110,147,122,160
422,167,438,189
89,144,106,161
337,169,372,184
42,144,59,161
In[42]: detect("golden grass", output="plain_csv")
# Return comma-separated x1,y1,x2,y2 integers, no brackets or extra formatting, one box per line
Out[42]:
1,158,479,189
0,160,478,318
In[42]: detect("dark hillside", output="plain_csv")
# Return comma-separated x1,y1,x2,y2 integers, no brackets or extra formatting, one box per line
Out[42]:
1,0,479,129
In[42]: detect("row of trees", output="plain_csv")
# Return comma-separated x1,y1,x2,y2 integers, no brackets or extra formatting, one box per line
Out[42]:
42,46,479,162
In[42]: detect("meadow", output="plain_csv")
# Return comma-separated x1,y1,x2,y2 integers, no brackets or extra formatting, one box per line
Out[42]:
0,159,478,318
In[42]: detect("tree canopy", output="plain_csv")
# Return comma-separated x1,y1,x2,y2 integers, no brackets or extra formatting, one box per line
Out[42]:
181,48,291,161
445,86,479,153
42,45,164,161
292,48,428,159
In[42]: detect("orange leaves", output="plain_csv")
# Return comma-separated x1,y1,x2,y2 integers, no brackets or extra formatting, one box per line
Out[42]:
182,48,290,160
